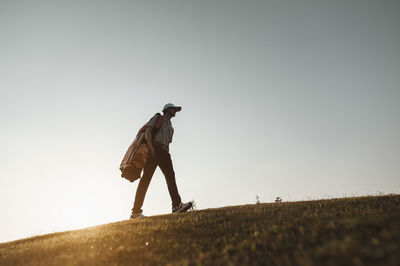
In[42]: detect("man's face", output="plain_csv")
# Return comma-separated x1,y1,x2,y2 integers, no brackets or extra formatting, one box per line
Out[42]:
166,108,177,117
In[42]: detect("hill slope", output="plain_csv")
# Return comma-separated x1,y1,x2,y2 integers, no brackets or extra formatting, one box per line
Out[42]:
0,195,399,265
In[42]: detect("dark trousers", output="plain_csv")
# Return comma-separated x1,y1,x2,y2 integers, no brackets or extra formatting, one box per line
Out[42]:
132,146,182,213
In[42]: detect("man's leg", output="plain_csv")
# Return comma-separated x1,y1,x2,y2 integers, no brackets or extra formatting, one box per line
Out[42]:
156,148,182,208
132,158,157,214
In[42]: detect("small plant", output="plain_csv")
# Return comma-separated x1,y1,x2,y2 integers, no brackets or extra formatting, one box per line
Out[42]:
191,200,197,211
256,195,261,204
275,196,282,203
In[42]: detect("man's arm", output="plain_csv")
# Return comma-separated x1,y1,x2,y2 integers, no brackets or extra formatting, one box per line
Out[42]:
145,127,156,158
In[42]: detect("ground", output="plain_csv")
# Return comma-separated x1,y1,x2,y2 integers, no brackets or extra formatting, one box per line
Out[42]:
0,195,399,265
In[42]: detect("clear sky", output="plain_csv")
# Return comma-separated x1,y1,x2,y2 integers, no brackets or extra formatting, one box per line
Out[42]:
1,0,399,243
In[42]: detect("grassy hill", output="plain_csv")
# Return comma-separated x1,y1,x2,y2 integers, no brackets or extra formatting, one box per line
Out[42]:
0,195,399,265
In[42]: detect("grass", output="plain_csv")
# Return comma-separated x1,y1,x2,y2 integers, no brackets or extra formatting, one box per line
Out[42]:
0,195,399,265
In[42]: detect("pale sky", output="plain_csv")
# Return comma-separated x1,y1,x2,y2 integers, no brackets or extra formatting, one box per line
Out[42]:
1,0,399,243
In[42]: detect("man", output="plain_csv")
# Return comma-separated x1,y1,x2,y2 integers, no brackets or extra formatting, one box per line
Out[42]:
130,103,193,219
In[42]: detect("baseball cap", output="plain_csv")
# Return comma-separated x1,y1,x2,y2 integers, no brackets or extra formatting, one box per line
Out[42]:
162,103,182,112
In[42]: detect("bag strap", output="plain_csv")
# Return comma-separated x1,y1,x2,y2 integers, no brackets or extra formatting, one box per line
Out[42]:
154,113,164,130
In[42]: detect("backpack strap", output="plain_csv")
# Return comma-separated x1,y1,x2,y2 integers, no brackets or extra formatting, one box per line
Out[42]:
153,113,164,130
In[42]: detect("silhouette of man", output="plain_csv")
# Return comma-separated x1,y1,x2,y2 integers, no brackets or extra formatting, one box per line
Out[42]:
130,103,192,219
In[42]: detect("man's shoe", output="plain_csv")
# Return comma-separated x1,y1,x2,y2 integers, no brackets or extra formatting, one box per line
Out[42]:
130,212,146,219
172,201,193,213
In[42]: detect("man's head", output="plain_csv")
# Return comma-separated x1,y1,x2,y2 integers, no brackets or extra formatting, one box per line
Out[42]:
162,103,182,118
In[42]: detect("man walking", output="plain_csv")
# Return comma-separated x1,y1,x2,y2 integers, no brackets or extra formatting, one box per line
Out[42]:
131,103,193,219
